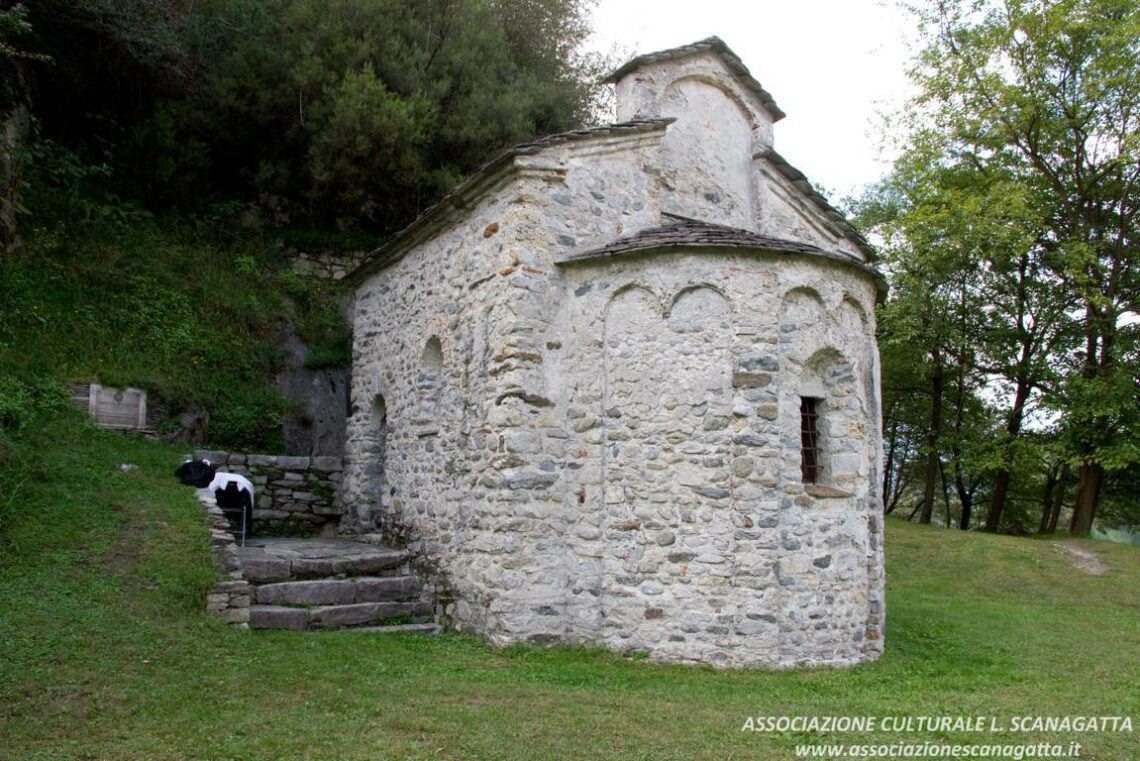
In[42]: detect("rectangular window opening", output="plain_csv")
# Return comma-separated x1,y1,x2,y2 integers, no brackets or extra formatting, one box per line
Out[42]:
800,397,822,483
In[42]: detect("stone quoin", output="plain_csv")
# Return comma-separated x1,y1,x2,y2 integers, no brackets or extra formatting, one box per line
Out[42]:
339,37,886,668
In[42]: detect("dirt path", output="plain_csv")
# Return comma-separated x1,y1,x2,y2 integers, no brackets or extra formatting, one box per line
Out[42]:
1053,543,1110,576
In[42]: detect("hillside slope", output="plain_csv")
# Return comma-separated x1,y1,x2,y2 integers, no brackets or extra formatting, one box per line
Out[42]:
0,200,355,452
1,412,1138,760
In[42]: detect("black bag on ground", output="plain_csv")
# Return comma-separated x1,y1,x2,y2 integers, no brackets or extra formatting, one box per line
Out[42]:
175,459,216,488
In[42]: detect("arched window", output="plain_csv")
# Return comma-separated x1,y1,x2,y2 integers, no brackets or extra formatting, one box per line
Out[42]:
365,393,388,490
417,336,444,427
421,336,443,372
800,396,822,483
799,349,862,493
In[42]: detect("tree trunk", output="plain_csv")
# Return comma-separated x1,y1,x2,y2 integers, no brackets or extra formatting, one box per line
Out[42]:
1037,467,1058,535
952,452,978,531
985,378,1032,532
1046,464,1068,534
987,469,1012,532
882,418,898,512
938,457,953,527
0,106,28,255
958,494,973,530
1070,312,1110,536
947,350,973,531
1070,462,1102,536
919,353,944,525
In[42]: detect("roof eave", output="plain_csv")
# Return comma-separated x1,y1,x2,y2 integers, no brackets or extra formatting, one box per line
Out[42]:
760,148,878,262
557,240,888,303
603,36,787,122
344,119,675,287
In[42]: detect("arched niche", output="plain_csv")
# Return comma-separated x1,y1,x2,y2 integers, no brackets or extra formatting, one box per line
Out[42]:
781,285,825,308
780,286,827,336
417,336,445,425
604,285,663,338
601,284,664,427
665,284,733,412
838,296,870,334
659,77,755,226
668,284,731,332
421,336,444,370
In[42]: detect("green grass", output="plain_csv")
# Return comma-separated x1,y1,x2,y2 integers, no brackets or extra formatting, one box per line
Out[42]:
2,414,1139,760
0,198,353,452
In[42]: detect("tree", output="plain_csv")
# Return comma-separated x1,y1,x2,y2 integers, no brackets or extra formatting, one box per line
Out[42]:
1,2,51,253
893,0,1140,534
859,147,1003,528
14,0,604,233
150,0,605,231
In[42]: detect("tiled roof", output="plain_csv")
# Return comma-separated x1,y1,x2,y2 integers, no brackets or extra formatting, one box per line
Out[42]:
604,36,786,122
761,149,876,261
558,214,887,299
507,118,676,154
563,214,828,261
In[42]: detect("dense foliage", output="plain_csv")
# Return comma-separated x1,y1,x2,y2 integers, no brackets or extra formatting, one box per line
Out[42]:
6,0,601,233
863,0,1140,534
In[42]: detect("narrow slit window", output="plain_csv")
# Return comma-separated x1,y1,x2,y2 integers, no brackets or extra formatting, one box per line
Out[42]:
800,397,822,483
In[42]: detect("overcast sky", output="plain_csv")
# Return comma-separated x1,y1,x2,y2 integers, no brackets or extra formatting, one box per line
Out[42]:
585,0,920,200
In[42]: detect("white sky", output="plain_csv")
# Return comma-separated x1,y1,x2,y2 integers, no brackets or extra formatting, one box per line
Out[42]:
585,0,919,201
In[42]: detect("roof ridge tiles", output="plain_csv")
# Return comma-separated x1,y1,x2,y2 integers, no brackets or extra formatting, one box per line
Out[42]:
603,36,785,121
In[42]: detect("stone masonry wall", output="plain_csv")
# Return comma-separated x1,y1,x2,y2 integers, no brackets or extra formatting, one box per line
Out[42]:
345,235,884,667
551,253,883,667
341,136,885,667
342,50,885,668
339,125,668,619
196,490,251,626
194,450,344,536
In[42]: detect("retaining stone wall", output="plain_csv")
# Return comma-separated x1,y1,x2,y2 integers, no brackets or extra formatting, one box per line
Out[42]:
197,491,251,626
193,450,344,536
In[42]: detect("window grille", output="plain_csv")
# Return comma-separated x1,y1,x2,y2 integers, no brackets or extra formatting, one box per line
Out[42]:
800,397,822,483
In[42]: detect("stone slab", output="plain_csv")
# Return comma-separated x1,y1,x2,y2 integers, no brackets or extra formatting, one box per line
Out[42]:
254,576,420,606
353,576,421,602
249,605,309,630
237,554,293,584
256,579,358,606
348,623,441,635
308,601,425,629
236,538,408,581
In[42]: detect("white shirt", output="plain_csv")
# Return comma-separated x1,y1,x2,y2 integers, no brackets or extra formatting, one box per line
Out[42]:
207,471,255,500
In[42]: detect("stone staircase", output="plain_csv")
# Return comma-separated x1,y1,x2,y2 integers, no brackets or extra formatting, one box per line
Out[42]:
236,538,438,633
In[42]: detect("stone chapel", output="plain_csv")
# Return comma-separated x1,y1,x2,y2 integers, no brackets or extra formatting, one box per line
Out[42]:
340,37,886,668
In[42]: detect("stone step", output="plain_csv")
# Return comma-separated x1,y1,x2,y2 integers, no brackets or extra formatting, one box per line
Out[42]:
254,576,420,606
236,539,408,583
349,623,441,635
249,601,433,630
248,605,308,630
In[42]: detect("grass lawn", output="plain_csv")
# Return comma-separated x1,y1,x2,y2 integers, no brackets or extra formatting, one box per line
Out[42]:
2,416,1138,760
